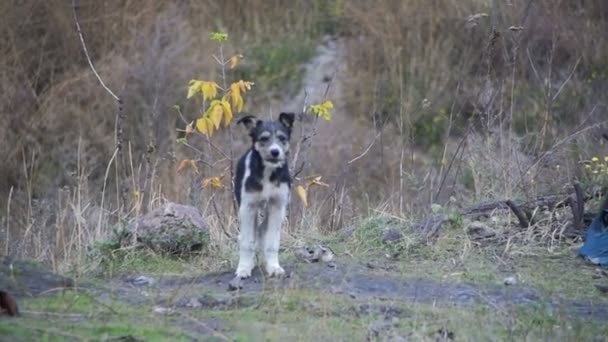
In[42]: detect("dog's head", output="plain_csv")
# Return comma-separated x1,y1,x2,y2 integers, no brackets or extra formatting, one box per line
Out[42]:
237,112,295,167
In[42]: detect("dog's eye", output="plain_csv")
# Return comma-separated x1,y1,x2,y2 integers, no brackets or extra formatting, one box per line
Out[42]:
278,135,287,143
259,136,270,143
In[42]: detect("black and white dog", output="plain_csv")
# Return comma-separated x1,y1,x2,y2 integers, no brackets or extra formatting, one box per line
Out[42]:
233,112,295,278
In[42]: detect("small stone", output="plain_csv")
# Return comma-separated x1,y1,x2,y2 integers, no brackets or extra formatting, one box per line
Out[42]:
327,262,337,269
320,247,334,262
153,306,174,315
131,275,155,286
503,276,517,286
466,221,495,239
186,297,202,308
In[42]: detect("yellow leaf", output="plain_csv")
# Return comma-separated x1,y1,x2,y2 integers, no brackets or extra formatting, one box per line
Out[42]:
229,81,254,112
187,80,203,99
203,176,223,189
201,81,219,101
196,118,208,135
205,117,215,136
230,82,243,112
178,159,198,174
236,80,254,92
221,100,233,126
295,185,308,207
229,54,243,69
189,160,199,174
308,176,330,187
206,100,223,129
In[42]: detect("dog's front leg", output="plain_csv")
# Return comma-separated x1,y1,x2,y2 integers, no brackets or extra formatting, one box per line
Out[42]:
236,203,257,278
262,200,286,277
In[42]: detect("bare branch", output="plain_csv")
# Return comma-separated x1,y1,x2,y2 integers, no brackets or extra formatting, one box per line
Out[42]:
348,132,381,164
71,0,120,102
552,56,582,101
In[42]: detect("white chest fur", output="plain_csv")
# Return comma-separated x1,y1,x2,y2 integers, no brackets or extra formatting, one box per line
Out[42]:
240,151,290,208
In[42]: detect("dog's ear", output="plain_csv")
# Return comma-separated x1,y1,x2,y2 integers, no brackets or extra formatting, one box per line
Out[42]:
237,115,257,131
278,112,295,130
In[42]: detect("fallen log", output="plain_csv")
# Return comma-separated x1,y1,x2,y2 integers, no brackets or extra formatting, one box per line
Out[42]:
412,185,604,238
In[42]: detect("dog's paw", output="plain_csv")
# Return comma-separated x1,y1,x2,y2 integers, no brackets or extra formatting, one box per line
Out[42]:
265,264,285,277
235,267,253,279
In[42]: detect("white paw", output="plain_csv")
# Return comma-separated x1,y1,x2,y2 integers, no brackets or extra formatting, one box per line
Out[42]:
235,260,254,278
265,263,285,277
235,266,253,278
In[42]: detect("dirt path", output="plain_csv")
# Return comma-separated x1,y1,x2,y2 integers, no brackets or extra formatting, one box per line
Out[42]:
107,260,608,321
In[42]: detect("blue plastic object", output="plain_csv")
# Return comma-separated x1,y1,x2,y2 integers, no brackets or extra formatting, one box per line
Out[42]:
579,198,608,266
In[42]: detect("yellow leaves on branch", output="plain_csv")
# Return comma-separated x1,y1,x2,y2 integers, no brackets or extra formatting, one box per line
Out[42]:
227,80,254,112
294,176,330,208
177,159,199,174
196,117,215,136
308,101,334,120
187,80,220,101
229,54,243,69
197,99,234,136
188,80,252,136
202,176,223,189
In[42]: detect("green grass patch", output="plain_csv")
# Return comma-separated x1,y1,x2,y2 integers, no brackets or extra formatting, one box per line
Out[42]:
235,36,318,97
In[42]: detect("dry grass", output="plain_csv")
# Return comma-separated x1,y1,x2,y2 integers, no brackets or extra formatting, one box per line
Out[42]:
0,0,607,270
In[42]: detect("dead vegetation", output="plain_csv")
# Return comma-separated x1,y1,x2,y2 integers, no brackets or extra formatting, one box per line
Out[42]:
0,0,607,273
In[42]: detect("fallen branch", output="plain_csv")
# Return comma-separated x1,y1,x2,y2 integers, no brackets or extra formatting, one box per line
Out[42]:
505,200,530,228
412,186,603,236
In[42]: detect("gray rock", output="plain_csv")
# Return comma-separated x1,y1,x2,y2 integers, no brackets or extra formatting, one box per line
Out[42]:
503,276,517,286
382,228,404,244
128,202,209,256
130,275,155,286
466,221,496,239
294,245,334,263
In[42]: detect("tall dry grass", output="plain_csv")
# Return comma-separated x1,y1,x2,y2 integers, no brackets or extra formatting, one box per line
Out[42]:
0,0,607,269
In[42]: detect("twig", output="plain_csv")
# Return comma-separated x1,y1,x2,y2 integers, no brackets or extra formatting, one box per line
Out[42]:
434,125,472,201
348,132,381,164
72,0,120,102
211,195,233,239
505,200,530,228
291,67,338,178
552,56,582,101
5,186,13,256
73,0,128,215
97,147,119,238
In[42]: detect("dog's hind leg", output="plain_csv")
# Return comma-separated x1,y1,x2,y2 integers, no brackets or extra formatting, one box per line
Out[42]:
262,200,286,277
236,204,257,278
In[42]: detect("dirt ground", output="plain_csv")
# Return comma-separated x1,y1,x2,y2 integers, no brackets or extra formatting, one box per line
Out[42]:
2,248,608,341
